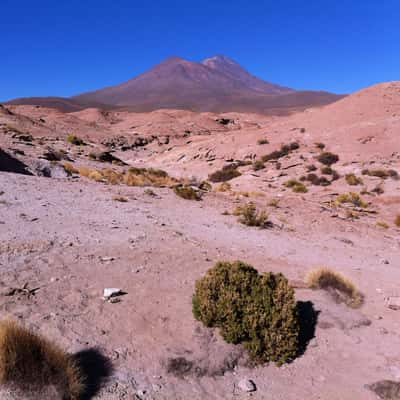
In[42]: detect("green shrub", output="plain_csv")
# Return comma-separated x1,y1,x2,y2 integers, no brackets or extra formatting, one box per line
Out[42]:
234,203,270,228
317,152,339,166
209,164,241,182
192,261,300,365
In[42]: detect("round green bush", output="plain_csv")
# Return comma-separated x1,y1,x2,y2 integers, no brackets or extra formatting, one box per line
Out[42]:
192,261,300,365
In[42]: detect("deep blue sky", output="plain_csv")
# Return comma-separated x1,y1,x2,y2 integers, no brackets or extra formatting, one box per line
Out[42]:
1,0,399,101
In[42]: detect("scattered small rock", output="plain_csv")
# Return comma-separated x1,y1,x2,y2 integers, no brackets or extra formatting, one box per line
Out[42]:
387,297,400,310
103,288,123,299
238,379,256,392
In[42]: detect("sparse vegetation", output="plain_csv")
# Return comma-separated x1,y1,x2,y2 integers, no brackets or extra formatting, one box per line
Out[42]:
268,198,280,208
371,184,384,195
62,162,79,175
317,152,339,166
253,160,265,171
315,142,325,150
174,184,202,200
66,135,86,146
306,164,317,172
320,166,334,175
234,202,271,228
284,179,308,193
261,142,299,162
345,174,363,186
305,268,364,308
192,261,300,365
395,215,400,227
304,173,330,186
217,182,231,192
336,192,368,208
376,221,389,229
0,320,83,398
113,196,128,202
362,168,399,180
209,164,241,182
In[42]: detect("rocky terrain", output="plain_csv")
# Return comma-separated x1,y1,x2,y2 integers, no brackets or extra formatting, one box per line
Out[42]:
0,81,400,399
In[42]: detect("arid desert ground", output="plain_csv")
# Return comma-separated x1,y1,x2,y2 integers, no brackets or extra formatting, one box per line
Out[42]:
1,82,400,399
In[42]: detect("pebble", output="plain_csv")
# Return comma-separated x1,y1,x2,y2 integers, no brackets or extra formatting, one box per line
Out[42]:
103,288,123,299
238,379,257,392
387,296,400,310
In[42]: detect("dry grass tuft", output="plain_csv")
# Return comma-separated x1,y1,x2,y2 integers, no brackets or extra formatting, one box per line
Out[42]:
267,198,280,208
376,221,389,229
305,268,364,308
345,174,363,186
216,182,231,192
62,163,79,175
395,215,400,228
0,320,83,399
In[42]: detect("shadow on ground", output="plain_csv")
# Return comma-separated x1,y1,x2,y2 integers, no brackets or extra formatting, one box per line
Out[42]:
72,348,113,400
296,300,319,357
0,149,32,175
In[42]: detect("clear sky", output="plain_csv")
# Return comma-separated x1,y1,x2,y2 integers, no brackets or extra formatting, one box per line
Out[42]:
1,0,399,101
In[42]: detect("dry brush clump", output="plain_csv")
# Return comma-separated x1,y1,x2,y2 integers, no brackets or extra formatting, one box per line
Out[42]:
234,202,271,228
0,320,83,399
305,268,364,308
209,164,241,182
317,151,339,166
66,135,86,146
301,173,330,186
395,215,400,227
174,184,202,200
76,166,176,187
284,179,308,193
336,192,368,208
261,142,299,162
192,261,300,365
362,168,399,180
252,160,265,171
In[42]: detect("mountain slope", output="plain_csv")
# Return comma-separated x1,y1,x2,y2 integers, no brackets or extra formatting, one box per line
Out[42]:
7,56,344,114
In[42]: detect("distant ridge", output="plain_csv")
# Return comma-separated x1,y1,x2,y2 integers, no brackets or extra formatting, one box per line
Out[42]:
7,56,344,114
